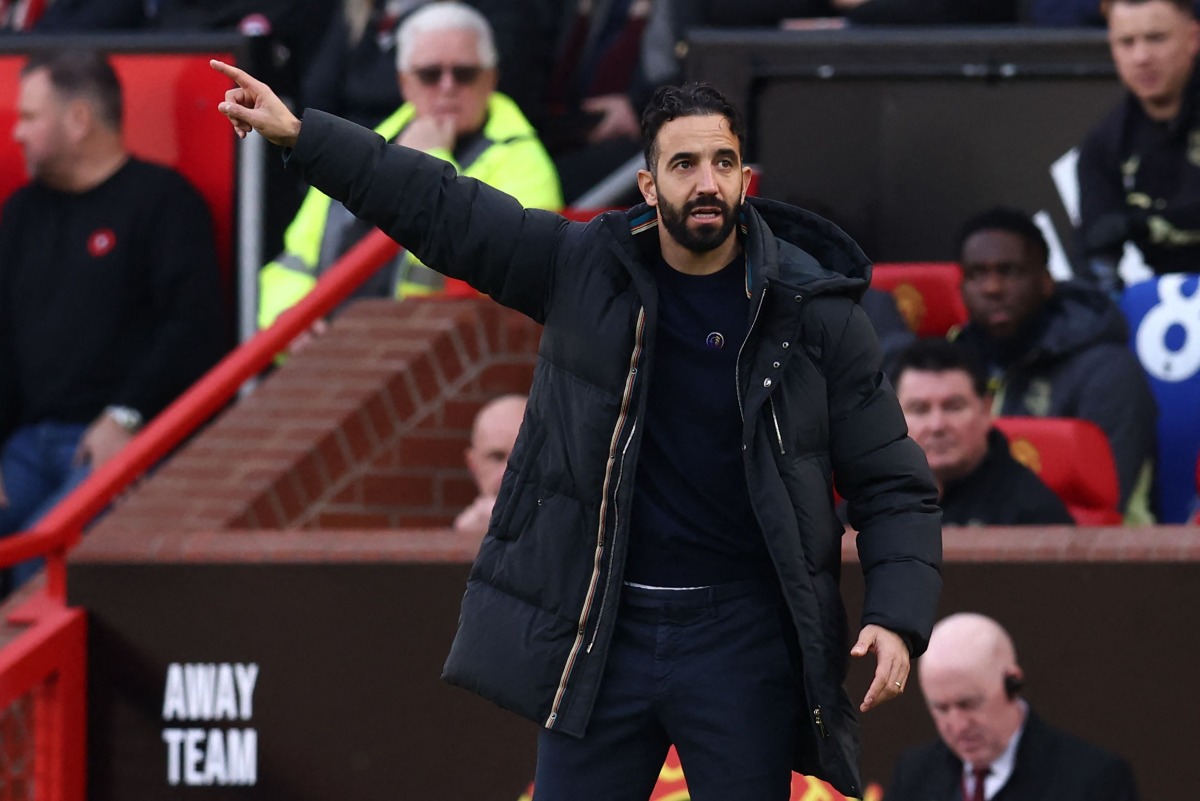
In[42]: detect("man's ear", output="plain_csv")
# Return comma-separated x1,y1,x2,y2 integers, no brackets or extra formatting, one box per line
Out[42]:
637,168,657,207
63,98,92,142
741,164,752,204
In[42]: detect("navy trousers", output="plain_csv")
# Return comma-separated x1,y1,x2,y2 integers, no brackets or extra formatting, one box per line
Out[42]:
0,422,91,592
534,580,801,801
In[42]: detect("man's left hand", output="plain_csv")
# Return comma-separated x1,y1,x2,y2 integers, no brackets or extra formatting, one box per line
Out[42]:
850,624,910,713
74,414,134,470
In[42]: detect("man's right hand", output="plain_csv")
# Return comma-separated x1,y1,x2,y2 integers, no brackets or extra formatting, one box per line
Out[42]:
396,115,457,154
211,60,302,147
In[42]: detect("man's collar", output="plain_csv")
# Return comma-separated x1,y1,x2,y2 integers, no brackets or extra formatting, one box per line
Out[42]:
961,699,1028,794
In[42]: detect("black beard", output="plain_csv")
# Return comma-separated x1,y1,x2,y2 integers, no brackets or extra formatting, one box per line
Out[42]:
659,195,738,253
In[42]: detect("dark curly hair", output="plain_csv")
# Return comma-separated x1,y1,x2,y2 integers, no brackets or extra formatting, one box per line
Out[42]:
641,83,746,174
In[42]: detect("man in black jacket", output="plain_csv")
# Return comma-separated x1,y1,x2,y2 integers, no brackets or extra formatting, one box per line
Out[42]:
1077,0,1200,288
892,339,1074,526
888,613,1139,801
212,61,942,800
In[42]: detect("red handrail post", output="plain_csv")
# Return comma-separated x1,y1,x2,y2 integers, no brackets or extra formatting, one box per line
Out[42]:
32,609,87,801
0,601,87,801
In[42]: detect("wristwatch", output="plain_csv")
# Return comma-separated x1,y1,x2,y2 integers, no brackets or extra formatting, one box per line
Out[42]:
105,405,143,434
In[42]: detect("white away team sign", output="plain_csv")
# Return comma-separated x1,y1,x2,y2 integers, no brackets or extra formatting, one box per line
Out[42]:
161,662,260,786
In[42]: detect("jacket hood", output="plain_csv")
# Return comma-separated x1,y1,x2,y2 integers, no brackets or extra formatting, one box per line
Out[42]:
613,197,871,301
745,196,872,298
1035,280,1131,360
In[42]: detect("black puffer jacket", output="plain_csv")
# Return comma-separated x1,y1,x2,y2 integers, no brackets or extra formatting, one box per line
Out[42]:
291,109,942,796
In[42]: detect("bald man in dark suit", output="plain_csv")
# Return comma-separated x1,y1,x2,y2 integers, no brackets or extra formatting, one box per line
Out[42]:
888,613,1138,801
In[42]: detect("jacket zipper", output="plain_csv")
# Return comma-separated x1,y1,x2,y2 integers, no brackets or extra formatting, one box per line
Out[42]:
735,290,768,424
586,417,637,654
545,306,647,728
813,705,828,739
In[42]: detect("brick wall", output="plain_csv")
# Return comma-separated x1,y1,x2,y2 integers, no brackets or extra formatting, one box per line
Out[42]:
88,298,540,538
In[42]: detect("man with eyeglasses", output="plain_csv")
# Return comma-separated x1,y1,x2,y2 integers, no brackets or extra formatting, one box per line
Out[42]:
950,207,1157,524
257,1,561,334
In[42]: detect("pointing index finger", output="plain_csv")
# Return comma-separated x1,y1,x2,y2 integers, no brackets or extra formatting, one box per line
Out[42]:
210,59,259,90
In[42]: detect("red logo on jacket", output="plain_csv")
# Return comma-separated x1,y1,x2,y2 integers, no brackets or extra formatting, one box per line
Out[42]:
88,228,117,258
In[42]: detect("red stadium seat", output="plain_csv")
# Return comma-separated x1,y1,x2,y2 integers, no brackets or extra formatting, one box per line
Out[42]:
871,262,968,338
992,417,1123,526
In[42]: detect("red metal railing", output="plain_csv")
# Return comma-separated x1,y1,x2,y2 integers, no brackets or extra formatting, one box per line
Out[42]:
0,227,405,801
0,595,85,801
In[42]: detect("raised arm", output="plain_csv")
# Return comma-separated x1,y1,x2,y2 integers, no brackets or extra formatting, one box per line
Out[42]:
212,60,564,323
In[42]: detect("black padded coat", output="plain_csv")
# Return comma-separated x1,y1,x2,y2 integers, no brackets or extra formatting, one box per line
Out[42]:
290,109,943,796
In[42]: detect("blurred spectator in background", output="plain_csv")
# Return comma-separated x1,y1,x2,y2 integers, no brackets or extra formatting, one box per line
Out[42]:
0,0,47,30
34,0,340,271
541,0,686,203
453,394,526,538
1077,0,1200,291
0,51,225,594
300,0,412,129
34,0,335,100
301,0,558,130
888,612,1139,801
893,339,1074,526
257,1,561,334
950,207,1157,523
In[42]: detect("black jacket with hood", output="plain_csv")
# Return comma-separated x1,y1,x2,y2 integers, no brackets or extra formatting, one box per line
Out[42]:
289,109,943,796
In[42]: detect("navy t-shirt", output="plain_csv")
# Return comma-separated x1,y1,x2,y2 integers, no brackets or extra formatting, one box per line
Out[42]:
624,252,771,587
